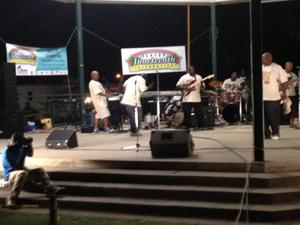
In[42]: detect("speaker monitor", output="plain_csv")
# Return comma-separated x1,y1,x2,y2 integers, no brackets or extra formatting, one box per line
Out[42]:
46,129,78,149
150,130,194,158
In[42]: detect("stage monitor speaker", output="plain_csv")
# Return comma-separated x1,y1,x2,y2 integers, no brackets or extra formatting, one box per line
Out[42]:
0,112,24,139
150,130,194,158
46,129,78,149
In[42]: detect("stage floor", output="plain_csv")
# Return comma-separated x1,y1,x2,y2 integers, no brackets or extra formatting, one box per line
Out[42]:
0,125,300,168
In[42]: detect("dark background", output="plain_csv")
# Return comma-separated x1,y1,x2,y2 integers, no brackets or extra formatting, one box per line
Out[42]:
0,0,299,92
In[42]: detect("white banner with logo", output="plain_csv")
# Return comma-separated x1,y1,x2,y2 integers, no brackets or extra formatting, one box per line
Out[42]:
6,43,68,76
121,46,186,75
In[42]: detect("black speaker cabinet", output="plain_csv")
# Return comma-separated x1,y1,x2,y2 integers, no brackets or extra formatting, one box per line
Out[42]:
46,129,78,149
150,130,194,158
199,106,215,128
0,112,24,139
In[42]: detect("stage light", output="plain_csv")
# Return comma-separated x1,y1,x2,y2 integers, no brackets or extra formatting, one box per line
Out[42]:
116,73,122,80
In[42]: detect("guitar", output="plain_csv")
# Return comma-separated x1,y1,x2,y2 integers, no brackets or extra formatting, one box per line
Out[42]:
181,74,215,97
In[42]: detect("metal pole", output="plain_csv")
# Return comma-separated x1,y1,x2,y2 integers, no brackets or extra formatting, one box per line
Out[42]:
296,67,300,129
76,0,86,125
156,73,160,129
210,3,217,80
49,195,57,225
250,0,264,162
187,5,191,67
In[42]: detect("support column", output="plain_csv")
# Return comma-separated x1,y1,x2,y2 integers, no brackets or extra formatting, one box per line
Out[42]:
76,0,85,125
210,4,217,79
250,0,264,162
187,5,191,67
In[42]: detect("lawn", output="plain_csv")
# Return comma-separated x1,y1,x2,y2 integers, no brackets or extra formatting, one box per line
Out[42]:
0,210,197,225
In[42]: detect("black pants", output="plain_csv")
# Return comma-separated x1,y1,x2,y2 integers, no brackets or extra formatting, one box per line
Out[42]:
264,100,281,137
290,95,299,119
182,102,201,128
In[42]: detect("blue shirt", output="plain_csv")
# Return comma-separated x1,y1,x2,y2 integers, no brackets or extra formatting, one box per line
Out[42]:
2,145,27,181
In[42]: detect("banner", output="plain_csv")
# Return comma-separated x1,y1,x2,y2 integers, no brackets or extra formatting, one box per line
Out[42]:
6,43,68,76
121,46,186,75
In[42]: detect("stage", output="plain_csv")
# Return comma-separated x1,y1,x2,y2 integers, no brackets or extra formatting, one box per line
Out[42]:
1,125,300,171
2,124,300,223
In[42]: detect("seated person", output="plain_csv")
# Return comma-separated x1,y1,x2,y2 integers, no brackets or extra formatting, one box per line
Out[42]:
2,133,60,208
222,72,242,92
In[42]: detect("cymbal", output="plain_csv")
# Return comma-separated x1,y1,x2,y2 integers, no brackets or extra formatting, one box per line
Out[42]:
208,80,223,88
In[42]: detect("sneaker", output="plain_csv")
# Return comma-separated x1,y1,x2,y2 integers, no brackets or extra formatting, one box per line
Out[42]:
104,128,114,133
271,135,280,140
93,128,99,133
6,197,19,209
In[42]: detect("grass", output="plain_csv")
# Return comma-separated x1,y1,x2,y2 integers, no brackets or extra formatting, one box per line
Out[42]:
0,210,198,225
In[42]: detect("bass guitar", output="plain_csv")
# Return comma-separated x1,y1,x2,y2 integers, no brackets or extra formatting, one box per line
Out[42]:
181,74,215,97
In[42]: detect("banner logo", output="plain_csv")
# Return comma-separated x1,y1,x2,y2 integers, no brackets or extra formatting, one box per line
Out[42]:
127,49,181,72
8,47,37,64
121,46,186,75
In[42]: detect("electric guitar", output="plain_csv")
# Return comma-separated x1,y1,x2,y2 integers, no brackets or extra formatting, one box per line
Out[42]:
181,74,215,97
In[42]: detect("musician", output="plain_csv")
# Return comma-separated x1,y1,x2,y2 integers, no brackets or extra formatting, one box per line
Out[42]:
121,74,148,136
176,65,205,129
262,52,288,140
222,72,242,92
285,61,299,127
88,71,113,133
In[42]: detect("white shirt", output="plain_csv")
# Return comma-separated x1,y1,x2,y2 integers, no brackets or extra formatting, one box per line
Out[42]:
237,77,246,87
222,78,241,92
287,72,298,97
176,73,202,103
121,75,147,107
88,80,108,110
262,63,288,101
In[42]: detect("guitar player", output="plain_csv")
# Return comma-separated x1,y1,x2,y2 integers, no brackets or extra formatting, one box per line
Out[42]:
176,65,205,129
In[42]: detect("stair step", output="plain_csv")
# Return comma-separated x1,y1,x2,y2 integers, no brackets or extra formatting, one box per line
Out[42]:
2,192,300,221
48,169,300,188
51,181,300,204
53,159,266,172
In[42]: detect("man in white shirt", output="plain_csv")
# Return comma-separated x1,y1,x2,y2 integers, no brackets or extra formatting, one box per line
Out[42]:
121,74,148,136
222,72,242,92
88,71,113,133
262,53,288,140
285,61,299,127
176,65,204,128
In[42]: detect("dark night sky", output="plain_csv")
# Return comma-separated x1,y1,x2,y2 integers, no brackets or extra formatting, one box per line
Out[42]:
0,0,299,91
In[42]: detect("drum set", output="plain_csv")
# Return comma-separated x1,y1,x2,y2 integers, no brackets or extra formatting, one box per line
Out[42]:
162,79,251,127
206,80,250,124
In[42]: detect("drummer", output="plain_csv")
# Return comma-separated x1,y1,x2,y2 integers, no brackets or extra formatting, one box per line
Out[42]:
222,72,242,92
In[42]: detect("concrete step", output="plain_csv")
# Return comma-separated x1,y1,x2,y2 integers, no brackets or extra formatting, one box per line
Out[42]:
53,159,266,172
50,181,300,204
48,169,300,188
1,192,300,222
